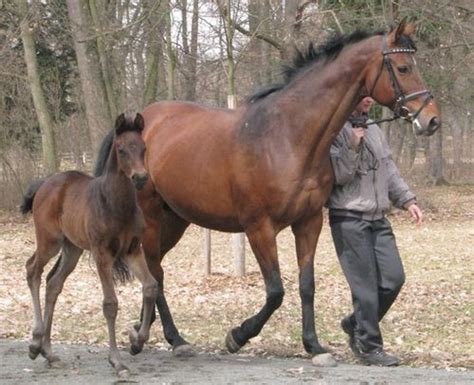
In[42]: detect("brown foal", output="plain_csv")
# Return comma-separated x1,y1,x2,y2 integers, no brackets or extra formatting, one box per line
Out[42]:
21,113,158,377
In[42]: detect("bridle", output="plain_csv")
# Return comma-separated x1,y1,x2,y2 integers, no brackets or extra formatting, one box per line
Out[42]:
367,34,433,126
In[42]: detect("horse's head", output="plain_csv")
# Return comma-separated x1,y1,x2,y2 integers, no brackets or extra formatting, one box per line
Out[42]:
114,113,148,190
366,19,441,136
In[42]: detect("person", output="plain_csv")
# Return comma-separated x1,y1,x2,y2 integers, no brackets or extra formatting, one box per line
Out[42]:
327,96,423,366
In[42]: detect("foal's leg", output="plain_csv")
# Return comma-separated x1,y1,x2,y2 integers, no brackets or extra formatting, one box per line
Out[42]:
292,212,336,366
140,208,193,356
25,237,61,360
125,247,159,355
94,251,129,377
226,219,284,353
40,240,82,364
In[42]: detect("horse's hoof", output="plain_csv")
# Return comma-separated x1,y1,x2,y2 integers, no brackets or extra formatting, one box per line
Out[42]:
225,330,241,353
28,345,41,360
173,343,195,357
311,353,337,367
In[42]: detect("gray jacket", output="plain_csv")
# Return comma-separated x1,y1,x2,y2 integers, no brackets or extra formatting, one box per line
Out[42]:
327,121,415,220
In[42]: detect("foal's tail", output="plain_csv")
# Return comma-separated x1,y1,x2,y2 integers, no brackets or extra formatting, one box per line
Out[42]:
20,179,45,215
94,130,114,177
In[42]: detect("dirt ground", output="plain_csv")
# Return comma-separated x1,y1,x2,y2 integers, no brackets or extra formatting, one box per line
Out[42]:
1,339,473,384
0,185,473,383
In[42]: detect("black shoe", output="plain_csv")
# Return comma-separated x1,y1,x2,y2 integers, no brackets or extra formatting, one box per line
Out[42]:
355,348,401,367
341,317,357,354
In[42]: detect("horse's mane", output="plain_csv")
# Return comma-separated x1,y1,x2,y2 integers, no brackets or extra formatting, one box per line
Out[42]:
246,26,416,104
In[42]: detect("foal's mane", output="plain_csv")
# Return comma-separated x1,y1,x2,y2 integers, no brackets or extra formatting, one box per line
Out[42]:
246,26,416,104
94,114,142,177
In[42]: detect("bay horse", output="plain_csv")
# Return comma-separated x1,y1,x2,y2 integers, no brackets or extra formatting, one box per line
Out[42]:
100,21,441,364
21,113,158,377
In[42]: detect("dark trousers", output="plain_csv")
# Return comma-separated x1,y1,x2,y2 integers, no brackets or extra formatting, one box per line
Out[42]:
330,216,405,352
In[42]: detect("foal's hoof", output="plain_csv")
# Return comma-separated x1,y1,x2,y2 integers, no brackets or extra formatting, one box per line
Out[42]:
48,359,66,369
129,328,144,356
117,366,130,379
173,343,195,357
311,353,337,367
225,330,242,354
110,361,130,378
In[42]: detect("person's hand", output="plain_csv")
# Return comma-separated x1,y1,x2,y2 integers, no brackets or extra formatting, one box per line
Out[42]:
350,127,365,151
407,203,423,225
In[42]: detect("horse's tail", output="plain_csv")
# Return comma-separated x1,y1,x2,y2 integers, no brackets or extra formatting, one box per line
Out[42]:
20,179,45,215
94,130,114,177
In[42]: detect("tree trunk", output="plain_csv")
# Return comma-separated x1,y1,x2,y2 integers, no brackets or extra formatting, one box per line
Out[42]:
428,129,448,185
66,0,112,155
19,0,58,174
88,0,117,119
165,0,176,100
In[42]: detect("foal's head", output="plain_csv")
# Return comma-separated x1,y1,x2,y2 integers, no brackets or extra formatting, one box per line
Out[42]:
365,19,441,135
114,113,148,190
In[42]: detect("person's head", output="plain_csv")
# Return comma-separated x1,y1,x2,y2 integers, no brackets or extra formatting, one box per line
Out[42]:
354,96,374,115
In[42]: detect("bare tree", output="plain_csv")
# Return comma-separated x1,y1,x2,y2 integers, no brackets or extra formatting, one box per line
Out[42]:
19,0,58,174
66,0,112,154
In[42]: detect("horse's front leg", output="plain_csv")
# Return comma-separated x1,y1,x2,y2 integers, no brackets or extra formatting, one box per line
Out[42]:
94,251,129,378
125,247,159,355
141,209,194,357
291,212,336,366
226,218,284,353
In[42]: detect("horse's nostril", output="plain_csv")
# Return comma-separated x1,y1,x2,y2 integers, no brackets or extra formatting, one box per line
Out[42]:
428,117,441,133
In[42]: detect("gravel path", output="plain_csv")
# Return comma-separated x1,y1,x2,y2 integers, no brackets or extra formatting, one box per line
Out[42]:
1,339,472,384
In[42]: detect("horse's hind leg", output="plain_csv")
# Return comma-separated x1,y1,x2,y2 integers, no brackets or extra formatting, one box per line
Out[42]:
125,247,158,355
25,237,61,360
140,207,193,356
226,219,284,353
94,251,129,377
40,240,83,364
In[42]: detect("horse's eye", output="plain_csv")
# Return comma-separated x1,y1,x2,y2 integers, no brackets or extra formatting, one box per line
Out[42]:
397,65,410,74
118,148,127,157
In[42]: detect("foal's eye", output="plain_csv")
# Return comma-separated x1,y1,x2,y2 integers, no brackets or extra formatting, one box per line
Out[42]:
397,65,410,74
118,148,127,157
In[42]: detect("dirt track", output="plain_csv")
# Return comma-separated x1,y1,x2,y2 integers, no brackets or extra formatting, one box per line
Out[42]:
1,339,472,385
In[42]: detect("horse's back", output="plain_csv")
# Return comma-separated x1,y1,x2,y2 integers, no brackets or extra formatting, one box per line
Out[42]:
141,101,245,230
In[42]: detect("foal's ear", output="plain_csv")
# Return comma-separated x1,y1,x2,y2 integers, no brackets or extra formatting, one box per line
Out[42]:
134,113,145,133
115,113,126,131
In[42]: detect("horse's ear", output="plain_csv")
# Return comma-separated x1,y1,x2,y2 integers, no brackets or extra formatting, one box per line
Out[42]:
389,17,415,44
134,113,145,133
115,113,126,134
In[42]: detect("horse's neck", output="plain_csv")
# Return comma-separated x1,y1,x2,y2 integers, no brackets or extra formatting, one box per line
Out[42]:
98,149,137,217
277,40,377,167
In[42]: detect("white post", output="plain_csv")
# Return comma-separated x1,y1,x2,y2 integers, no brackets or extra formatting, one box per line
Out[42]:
204,228,211,276
228,95,246,277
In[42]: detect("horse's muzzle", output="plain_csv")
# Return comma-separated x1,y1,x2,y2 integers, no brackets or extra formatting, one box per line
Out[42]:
132,173,149,190
414,116,441,136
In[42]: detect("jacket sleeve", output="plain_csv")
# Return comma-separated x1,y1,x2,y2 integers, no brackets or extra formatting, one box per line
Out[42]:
380,131,416,208
330,123,362,185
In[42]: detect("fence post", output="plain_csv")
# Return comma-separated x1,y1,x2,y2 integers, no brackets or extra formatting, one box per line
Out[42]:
228,95,246,277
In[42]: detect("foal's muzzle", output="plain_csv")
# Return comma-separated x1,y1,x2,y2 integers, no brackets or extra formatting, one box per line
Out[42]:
132,173,149,190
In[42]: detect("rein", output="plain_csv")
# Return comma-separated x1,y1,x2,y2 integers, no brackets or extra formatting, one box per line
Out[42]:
366,34,433,127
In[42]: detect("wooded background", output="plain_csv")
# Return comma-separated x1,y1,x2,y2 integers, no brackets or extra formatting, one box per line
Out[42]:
0,0,472,210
